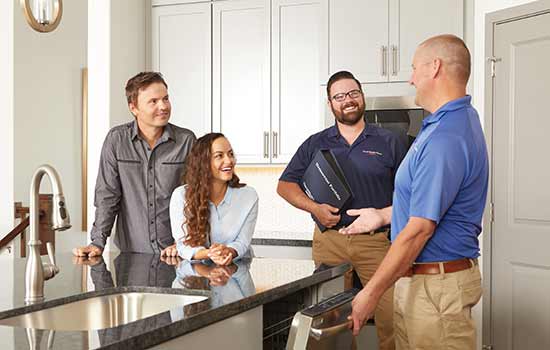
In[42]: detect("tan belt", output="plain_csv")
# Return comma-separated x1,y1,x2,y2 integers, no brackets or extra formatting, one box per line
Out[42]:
404,258,477,276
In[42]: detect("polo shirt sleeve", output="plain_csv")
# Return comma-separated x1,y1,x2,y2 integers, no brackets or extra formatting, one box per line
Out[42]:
279,136,314,184
409,134,467,223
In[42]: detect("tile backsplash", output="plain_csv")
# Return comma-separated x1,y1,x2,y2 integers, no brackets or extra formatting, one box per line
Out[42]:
236,166,314,240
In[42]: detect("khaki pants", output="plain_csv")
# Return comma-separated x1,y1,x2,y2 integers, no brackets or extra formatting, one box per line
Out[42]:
312,227,395,350
393,263,482,350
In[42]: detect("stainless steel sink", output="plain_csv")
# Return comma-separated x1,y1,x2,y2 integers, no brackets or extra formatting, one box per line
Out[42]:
0,291,208,331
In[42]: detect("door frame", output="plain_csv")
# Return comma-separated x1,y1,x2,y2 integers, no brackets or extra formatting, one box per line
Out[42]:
483,1,550,347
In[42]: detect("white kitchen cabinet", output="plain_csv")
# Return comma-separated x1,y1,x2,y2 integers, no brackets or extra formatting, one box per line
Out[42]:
271,0,327,163
151,3,212,137
389,0,464,82
212,0,271,164
329,0,389,84
329,0,464,84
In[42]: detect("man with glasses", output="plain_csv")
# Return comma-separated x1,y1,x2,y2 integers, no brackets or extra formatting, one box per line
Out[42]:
277,71,407,350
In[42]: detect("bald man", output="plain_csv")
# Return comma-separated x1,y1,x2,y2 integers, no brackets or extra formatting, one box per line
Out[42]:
345,34,488,350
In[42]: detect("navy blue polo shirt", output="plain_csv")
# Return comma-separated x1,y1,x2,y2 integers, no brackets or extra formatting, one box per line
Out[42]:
391,95,489,262
280,123,408,228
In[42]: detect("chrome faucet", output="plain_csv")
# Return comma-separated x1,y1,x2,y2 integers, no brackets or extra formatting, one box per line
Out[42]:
25,165,71,304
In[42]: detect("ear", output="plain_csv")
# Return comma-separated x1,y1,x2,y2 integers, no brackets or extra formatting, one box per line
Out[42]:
128,102,138,117
431,58,443,79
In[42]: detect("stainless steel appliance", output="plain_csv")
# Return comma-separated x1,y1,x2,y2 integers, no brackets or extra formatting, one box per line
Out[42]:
364,95,429,149
286,289,376,349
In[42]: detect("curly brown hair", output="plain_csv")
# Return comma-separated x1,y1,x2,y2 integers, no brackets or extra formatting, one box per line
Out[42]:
182,133,245,247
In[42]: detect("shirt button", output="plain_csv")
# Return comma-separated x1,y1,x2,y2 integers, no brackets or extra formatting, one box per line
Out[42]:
150,239,155,243
150,220,154,224
149,166,152,170
149,185,153,188
150,203,153,207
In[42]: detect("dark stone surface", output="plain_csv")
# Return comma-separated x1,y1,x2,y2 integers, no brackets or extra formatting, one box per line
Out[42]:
251,238,312,247
0,253,349,349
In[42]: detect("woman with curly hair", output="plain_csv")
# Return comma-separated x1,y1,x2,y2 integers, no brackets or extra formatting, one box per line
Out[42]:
169,133,258,265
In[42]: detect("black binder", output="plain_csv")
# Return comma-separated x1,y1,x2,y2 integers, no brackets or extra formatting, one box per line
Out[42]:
301,149,353,232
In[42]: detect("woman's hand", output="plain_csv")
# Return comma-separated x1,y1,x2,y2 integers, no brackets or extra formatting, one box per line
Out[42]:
208,244,236,266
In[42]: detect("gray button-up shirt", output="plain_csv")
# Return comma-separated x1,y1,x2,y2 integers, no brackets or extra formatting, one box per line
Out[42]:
90,120,196,253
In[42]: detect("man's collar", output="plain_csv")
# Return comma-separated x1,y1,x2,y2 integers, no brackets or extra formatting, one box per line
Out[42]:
328,121,378,139
423,95,472,126
131,120,174,142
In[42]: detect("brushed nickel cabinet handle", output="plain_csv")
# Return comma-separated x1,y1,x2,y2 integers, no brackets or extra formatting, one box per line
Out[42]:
272,131,278,158
392,45,398,76
380,46,387,76
263,132,269,158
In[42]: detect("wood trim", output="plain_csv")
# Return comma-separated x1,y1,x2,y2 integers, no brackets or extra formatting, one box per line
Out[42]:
0,216,29,251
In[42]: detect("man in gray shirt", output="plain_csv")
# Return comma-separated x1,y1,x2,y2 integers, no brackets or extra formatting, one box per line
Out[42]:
73,72,196,257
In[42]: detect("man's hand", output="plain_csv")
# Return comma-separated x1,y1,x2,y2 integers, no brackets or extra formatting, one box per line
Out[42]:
349,288,377,336
72,255,103,266
160,254,182,266
161,243,178,257
312,203,341,228
339,208,385,235
72,244,103,257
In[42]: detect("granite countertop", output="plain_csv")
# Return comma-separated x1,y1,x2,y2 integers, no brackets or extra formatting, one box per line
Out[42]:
0,253,349,349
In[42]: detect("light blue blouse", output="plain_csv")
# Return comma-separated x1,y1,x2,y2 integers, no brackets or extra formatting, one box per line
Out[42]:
169,184,259,261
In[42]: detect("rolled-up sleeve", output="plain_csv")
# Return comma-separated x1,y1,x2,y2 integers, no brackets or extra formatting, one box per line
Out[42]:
90,131,122,249
170,186,206,260
226,195,259,259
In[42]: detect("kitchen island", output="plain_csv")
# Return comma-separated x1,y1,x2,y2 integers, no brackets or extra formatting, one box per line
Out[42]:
0,253,350,349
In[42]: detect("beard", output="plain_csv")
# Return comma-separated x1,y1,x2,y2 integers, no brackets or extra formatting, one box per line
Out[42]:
331,100,365,126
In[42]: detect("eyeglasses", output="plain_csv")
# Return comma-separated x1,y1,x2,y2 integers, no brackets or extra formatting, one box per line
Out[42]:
331,89,363,102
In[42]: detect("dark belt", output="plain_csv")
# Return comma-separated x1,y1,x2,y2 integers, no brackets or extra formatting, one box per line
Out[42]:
404,258,477,276
362,227,390,235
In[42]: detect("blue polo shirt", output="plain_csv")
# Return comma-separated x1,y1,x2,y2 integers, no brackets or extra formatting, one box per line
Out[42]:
391,95,489,262
280,123,408,228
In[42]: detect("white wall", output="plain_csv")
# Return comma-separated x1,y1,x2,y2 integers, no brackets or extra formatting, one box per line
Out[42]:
13,0,88,252
0,2,15,347
472,0,537,114
0,1,15,257
87,0,148,251
471,2,538,349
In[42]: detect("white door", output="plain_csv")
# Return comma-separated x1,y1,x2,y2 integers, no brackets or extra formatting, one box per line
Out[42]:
271,0,327,164
212,0,271,164
329,0,389,84
152,3,212,137
491,11,550,350
388,0,463,82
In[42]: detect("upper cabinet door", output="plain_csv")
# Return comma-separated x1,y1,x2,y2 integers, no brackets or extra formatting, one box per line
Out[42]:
329,0,389,84
388,0,464,82
152,3,212,137
212,0,271,164
272,0,328,164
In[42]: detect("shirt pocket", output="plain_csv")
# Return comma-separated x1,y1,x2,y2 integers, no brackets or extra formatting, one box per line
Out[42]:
116,159,142,180
359,150,394,177
161,161,186,191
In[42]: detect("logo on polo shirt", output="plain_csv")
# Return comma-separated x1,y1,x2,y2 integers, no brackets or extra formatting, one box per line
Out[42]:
362,150,383,156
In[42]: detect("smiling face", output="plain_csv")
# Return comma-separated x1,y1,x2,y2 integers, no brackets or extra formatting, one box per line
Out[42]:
210,137,236,184
129,82,171,130
328,78,365,126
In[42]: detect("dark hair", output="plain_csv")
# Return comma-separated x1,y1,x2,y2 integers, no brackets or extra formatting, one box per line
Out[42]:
125,72,168,106
182,133,245,247
326,71,362,98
